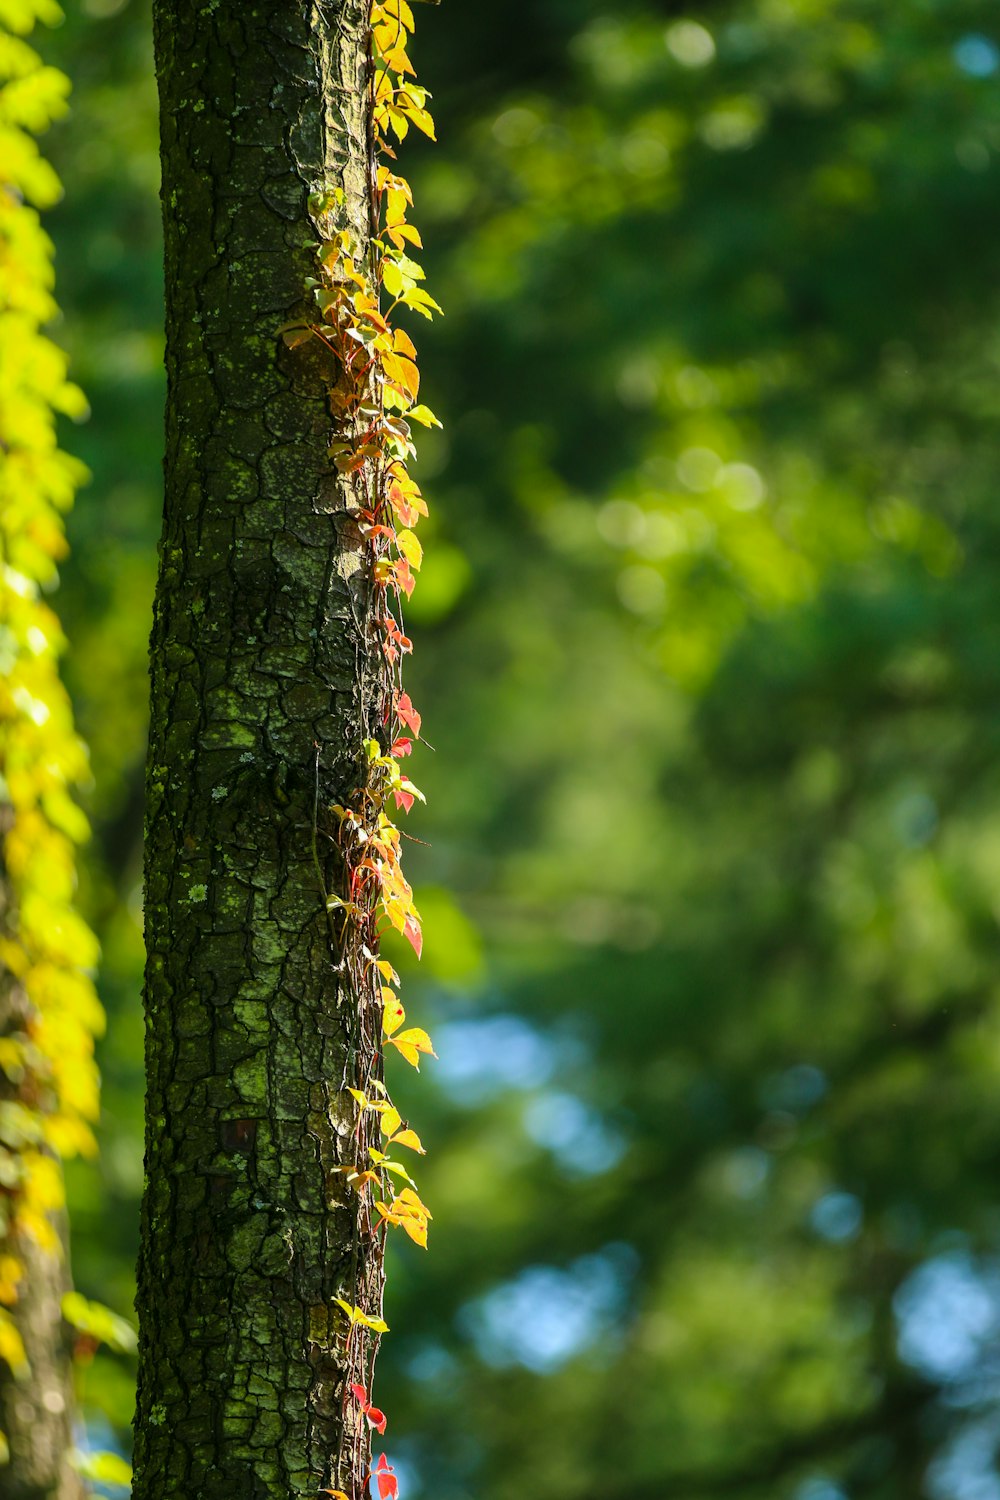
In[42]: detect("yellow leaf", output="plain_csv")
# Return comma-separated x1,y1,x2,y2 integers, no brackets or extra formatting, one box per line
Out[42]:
381,0,415,32
403,103,436,140
381,44,414,76
393,328,417,359
333,1298,389,1334
388,1127,425,1154
396,529,423,570
400,1216,428,1248
387,220,422,252
340,1165,380,1189
394,1027,435,1055
395,1186,432,1219
406,403,441,429
382,993,406,1038
382,350,420,401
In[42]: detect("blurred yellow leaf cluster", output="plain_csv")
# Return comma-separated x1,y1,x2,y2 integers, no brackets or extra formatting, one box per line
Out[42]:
0,0,103,1392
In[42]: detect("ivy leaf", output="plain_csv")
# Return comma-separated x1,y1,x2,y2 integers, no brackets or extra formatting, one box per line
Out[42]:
392,327,417,359
394,1026,435,1053
387,105,410,141
382,349,420,400
398,286,442,320
382,996,406,1039
395,693,421,737
396,529,423,569
402,913,423,959
388,1127,425,1154
373,1454,399,1500
387,1027,435,1067
280,325,314,349
400,1216,428,1248
333,1298,389,1334
350,1384,388,1431
406,403,441,428
382,0,415,30
382,258,407,298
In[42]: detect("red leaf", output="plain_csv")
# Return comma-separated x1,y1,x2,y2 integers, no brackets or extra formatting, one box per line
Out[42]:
395,692,421,737
373,1454,399,1500
391,737,412,757
367,1405,387,1434
393,788,415,814
351,1382,388,1434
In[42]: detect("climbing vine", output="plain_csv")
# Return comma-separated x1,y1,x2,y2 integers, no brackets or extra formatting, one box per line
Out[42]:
283,2,440,1495
0,0,105,1441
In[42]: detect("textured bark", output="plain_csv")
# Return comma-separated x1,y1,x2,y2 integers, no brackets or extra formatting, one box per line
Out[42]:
134,5,379,1499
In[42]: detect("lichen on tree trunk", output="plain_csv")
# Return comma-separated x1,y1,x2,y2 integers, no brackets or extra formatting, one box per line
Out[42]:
134,4,379,1497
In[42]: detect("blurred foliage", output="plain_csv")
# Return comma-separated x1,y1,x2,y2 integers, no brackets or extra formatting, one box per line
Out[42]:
0,0,104,1407
34,0,1000,1497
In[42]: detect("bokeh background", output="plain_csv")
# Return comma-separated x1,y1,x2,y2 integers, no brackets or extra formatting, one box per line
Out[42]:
34,0,1000,1496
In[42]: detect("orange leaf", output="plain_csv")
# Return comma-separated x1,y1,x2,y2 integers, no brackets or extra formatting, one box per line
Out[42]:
393,328,417,360
400,1216,428,1248
402,913,423,959
382,350,420,401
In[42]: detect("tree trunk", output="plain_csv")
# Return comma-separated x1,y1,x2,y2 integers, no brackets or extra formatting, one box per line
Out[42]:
134,5,379,1498
0,926,79,1500
0,1209,79,1500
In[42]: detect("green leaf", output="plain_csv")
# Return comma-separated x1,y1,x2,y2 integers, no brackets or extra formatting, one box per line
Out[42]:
333,1297,389,1333
406,404,441,429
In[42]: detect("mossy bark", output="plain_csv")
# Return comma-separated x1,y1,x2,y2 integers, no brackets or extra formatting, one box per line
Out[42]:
134,5,379,1498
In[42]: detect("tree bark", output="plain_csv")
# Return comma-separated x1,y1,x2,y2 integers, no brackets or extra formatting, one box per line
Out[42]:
134,5,379,1498
0,1214,79,1500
